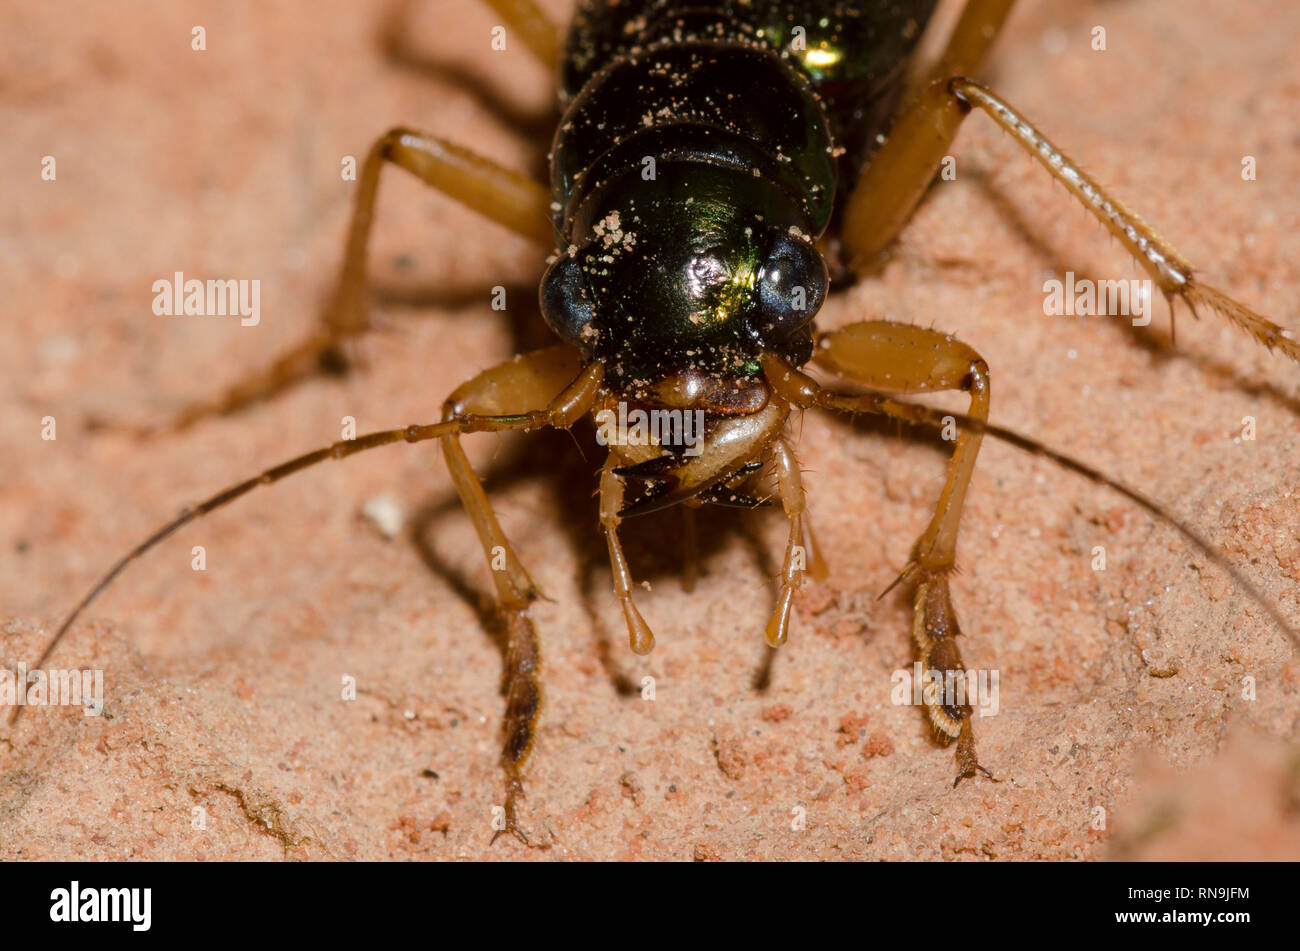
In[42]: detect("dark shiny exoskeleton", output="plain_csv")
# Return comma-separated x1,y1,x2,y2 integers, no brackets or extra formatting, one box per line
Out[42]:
541,0,938,391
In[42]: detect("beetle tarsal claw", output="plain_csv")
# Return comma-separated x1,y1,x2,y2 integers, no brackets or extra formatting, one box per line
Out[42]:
877,560,919,601
490,779,551,849
953,719,997,788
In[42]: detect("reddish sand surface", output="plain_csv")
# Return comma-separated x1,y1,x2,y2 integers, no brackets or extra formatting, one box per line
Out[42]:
2,0,1299,861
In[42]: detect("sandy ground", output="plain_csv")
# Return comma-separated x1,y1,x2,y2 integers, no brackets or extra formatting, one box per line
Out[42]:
2,0,1299,861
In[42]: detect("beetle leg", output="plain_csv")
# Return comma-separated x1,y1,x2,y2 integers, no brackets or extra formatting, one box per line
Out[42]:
815,322,989,582
599,457,657,656
330,129,554,331
24,354,603,781
839,0,1017,274
32,354,602,846
440,348,601,846
844,73,1300,364
837,0,1012,258
914,0,1017,94
156,131,553,433
481,0,562,70
764,438,827,648
763,324,996,786
766,347,1300,668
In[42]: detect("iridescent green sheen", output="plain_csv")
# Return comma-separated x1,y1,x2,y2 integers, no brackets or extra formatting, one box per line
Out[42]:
546,1,937,391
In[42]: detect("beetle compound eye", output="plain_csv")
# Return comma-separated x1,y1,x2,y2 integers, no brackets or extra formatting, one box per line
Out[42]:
540,253,597,348
753,233,827,341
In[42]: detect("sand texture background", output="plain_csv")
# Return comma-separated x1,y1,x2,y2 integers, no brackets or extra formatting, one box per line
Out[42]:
2,0,1299,860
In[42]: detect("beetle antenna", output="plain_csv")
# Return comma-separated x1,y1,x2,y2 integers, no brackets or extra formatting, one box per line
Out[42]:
9,418,470,725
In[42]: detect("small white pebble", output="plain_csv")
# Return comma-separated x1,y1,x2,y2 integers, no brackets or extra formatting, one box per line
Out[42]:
362,492,405,539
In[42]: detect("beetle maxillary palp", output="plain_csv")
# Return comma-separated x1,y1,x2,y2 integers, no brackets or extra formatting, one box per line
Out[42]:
600,457,656,654
765,438,821,648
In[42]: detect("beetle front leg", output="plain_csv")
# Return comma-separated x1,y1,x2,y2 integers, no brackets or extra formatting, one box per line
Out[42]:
438,347,601,846
813,321,994,784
